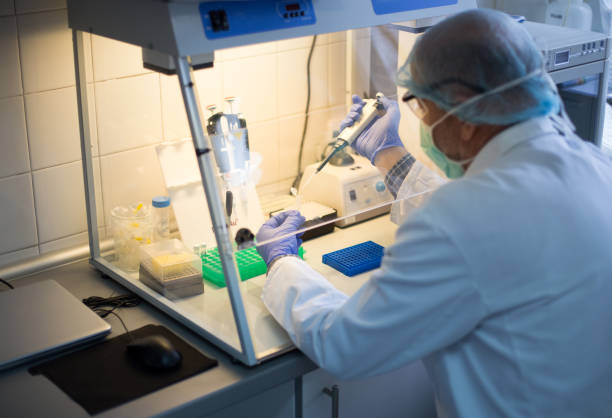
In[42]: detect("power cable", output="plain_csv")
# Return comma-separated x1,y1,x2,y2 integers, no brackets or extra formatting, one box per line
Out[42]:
0,278,14,290
292,35,318,191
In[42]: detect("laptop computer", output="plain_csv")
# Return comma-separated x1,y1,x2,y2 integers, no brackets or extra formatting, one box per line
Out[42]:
0,280,111,371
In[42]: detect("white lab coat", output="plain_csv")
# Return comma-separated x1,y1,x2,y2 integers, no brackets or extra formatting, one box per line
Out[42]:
262,116,612,418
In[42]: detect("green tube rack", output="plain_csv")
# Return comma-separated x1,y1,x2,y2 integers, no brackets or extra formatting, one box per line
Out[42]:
202,246,305,288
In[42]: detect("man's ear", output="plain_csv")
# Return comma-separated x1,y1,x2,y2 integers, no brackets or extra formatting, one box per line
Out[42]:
459,121,477,142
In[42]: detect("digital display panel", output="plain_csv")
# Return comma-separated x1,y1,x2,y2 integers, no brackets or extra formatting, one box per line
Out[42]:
285,3,300,11
555,50,570,65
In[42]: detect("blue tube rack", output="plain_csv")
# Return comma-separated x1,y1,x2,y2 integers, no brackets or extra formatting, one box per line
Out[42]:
322,241,384,277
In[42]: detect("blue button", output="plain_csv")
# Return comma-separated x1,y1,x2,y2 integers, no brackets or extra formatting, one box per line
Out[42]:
375,181,385,192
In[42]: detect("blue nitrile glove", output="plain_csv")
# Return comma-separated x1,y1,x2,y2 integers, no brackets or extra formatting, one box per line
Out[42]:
256,210,306,267
338,95,405,164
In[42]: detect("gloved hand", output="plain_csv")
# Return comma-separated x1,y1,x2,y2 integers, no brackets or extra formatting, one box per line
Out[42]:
256,210,306,267
339,95,405,164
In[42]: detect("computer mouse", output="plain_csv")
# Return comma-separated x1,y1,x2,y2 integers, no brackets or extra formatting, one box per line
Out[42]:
126,334,182,370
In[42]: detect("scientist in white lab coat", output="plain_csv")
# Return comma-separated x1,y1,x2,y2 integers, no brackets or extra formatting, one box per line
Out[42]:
256,9,612,418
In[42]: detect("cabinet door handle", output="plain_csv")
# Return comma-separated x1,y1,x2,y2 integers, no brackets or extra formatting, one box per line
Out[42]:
322,385,339,418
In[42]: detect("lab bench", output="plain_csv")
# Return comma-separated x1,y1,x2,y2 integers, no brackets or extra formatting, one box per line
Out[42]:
0,219,436,418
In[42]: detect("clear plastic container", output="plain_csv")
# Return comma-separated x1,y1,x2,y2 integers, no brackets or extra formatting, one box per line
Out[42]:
111,203,153,272
139,238,202,281
546,0,593,30
152,196,171,242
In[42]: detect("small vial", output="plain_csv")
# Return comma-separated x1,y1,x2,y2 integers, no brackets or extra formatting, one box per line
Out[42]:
152,196,171,242
193,243,207,259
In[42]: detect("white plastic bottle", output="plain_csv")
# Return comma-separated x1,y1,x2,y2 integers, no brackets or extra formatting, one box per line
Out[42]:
546,0,593,31
152,196,171,242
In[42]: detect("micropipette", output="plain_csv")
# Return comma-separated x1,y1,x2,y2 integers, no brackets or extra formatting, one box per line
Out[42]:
316,92,386,174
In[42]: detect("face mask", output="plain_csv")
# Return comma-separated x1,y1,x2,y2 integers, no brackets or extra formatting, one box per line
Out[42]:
418,68,546,179
420,119,473,179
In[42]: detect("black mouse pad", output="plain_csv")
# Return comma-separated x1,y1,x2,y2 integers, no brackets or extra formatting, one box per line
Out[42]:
29,324,218,415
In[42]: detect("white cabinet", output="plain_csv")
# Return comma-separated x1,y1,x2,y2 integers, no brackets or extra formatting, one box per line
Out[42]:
206,380,295,418
302,361,436,418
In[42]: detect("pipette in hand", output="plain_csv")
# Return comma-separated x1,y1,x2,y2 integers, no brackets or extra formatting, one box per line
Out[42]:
316,93,386,173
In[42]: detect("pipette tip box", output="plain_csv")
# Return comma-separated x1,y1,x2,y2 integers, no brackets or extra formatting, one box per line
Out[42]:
322,241,384,277
138,239,204,299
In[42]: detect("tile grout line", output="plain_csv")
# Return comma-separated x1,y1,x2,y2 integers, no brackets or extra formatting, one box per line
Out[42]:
20,72,161,98
12,6,66,17
14,11,41,257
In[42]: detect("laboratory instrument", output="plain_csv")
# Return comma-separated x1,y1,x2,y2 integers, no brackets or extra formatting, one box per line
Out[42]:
316,93,386,174
155,138,264,252
152,196,171,242
69,0,476,366
300,154,393,227
206,99,252,228
322,241,384,277
523,21,610,145
0,280,111,371
271,201,337,241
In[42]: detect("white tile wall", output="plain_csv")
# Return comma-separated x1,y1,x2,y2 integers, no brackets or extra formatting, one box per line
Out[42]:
0,246,38,265
17,9,74,93
193,63,225,116
0,96,30,178
223,54,277,123
91,35,150,82
0,0,14,16
95,73,162,155
217,41,277,62
15,0,64,14
39,231,87,254
277,44,329,117
278,115,307,180
277,107,346,181
0,6,350,268
160,74,190,141
0,16,22,98
25,86,81,170
0,173,38,254
100,146,167,228
32,160,102,243
159,63,225,141
249,120,279,185
328,41,347,107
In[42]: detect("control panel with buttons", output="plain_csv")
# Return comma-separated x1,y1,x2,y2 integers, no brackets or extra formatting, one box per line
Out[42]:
525,22,610,72
200,0,315,40
543,38,608,71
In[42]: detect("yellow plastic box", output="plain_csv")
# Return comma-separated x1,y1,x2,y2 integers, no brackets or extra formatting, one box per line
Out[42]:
139,239,202,282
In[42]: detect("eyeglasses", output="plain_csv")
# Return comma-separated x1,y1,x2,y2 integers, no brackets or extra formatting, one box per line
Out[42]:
402,91,428,119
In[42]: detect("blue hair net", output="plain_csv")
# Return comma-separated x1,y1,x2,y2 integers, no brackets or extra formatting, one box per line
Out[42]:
397,9,561,125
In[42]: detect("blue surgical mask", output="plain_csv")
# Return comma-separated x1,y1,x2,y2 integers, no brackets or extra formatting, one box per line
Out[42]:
420,118,473,179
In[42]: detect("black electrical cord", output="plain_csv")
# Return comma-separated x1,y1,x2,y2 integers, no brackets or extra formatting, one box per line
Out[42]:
292,34,318,191
0,278,14,290
94,308,131,338
82,294,141,311
83,294,141,339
